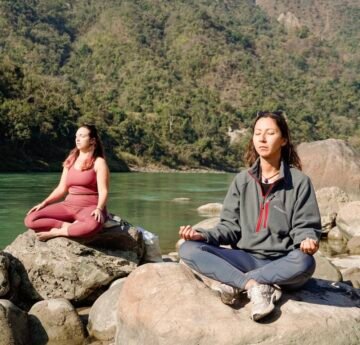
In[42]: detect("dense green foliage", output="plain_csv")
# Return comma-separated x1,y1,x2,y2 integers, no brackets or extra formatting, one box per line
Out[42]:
0,0,359,171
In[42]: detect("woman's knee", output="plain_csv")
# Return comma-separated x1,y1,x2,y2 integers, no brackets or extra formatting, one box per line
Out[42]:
24,213,35,228
178,240,204,261
289,249,316,275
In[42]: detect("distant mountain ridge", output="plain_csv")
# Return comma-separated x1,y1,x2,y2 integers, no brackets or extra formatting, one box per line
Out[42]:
0,0,359,171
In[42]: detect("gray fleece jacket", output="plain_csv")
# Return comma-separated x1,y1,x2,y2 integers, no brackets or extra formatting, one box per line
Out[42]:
196,159,322,259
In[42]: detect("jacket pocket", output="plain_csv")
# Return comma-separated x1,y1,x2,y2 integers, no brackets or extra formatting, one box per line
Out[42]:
267,199,290,236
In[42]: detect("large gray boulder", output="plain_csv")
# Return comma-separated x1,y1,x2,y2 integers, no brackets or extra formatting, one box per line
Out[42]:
0,300,29,345
5,229,142,306
28,298,85,345
116,263,360,345
297,139,360,197
87,279,126,341
337,201,360,239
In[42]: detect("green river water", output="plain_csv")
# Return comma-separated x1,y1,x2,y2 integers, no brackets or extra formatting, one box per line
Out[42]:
0,172,234,253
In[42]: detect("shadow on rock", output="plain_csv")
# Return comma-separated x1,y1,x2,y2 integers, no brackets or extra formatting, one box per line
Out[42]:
28,314,49,345
280,278,360,308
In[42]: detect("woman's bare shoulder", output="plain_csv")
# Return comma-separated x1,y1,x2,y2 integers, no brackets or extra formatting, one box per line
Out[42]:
94,157,108,169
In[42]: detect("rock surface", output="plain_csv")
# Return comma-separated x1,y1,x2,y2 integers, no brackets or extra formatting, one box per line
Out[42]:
313,251,342,282
316,187,350,216
342,268,360,289
88,280,125,341
337,201,360,239
116,263,360,345
329,255,360,289
347,236,360,255
193,216,219,230
0,253,10,296
297,139,360,197
5,230,141,306
327,226,344,241
197,203,222,216
0,299,29,345
28,298,85,345
329,255,360,272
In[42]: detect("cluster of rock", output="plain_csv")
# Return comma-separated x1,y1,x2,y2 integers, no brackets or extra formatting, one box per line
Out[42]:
0,224,149,345
1,138,360,344
2,190,359,345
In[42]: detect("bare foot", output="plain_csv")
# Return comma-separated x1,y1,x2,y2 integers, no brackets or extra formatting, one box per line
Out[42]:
36,227,68,241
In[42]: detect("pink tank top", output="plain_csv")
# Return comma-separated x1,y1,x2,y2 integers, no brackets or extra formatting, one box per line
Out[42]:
66,165,98,195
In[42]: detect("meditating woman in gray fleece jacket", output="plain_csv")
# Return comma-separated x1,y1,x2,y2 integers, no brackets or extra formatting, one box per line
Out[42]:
179,111,321,322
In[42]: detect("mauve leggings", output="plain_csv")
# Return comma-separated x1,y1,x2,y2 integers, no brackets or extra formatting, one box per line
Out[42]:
24,194,104,237
179,241,316,290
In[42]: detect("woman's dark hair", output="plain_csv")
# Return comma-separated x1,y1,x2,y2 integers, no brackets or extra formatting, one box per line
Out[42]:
63,124,105,170
244,111,302,170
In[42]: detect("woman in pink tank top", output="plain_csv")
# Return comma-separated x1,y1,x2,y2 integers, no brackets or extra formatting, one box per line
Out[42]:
24,124,110,241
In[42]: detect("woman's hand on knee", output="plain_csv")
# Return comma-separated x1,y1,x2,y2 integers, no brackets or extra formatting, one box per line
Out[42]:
300,238,319,255
179,225,205,241
27,201,46,215
91,208,104,223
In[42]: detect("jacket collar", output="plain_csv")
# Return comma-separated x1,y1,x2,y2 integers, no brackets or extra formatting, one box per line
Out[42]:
248,157,289,183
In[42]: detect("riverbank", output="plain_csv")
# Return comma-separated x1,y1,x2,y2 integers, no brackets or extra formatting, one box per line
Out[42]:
129,163,232,174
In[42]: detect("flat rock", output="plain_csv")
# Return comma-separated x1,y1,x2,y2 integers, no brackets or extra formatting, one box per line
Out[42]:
329,255,360,272
193,216,220,230
115,263,360,345
172,198,191,202
197,203,223,216
5,230,141,306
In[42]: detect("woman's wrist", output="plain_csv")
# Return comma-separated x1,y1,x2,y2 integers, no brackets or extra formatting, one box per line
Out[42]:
96,207,103,211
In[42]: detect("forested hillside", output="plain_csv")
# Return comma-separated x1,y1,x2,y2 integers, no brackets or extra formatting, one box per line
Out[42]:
0,0,359,171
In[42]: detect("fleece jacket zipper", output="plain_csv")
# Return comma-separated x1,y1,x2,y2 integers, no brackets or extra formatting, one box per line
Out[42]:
255,186,275,232
248,171,280,233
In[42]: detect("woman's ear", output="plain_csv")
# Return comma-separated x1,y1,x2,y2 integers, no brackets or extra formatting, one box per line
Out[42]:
281,138,288,147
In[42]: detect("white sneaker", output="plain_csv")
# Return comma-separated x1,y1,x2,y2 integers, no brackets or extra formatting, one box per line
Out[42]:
247,284,282,321
214,283,243,306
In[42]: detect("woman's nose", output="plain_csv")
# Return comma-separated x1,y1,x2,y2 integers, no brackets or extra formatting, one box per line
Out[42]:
259,134,266,142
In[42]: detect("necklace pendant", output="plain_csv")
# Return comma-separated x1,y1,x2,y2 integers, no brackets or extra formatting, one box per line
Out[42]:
264,178,269,184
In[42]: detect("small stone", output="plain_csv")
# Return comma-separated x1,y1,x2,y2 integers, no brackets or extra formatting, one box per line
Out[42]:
327,226,344,241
